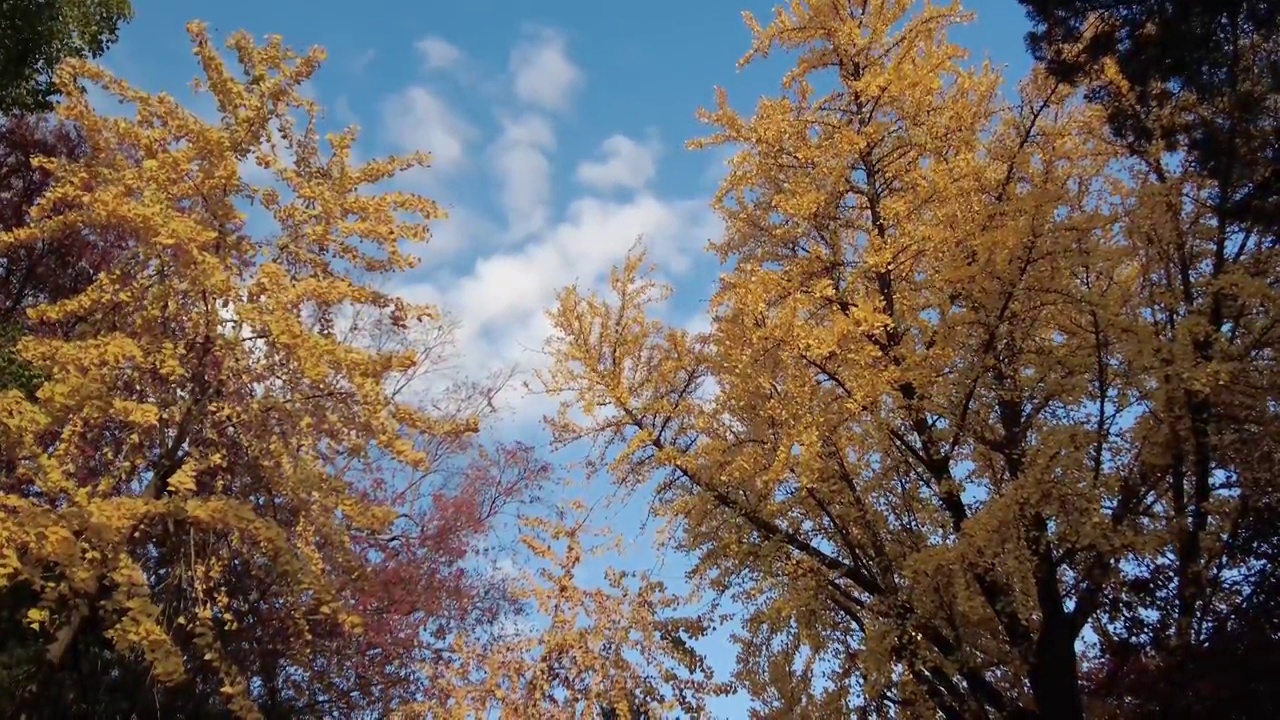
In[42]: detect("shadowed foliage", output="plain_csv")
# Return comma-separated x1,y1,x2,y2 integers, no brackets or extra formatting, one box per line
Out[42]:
0,0,134,115
1018,0,1279,241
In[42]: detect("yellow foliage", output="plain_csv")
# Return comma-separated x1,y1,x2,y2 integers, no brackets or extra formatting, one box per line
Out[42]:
544,1,1279,717
401,504,726,719
0,21,471,718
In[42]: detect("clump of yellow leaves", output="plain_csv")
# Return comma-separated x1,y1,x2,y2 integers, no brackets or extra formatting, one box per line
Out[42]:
544,0,1279,718
0,21,470,718
402,502,726,719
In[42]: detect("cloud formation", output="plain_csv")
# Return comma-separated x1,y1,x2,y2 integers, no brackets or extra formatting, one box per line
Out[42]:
415,36,463,71
575,134,659,192
367,27,717,428
381,85,476,173
395,190,718,424
488,113,556,241
508,27,583,113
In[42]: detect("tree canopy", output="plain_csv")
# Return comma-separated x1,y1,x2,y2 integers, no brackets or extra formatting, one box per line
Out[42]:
1,0,1277,717
0,0,134,115
1018,0,1279,243
0,22,552,718
0,19,718,719
543,0,1280,716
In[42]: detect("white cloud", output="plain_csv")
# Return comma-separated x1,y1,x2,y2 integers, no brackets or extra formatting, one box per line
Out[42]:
509,27,583,113
375,30,722,429
415,36,463,71
547,194,715,278
381,85,476,173
489,114,556,241
393,192,720,425
574,134,659,192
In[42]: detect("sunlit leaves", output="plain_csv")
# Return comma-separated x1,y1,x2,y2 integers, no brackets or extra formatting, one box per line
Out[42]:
545,0,1279,717
0,22,479,717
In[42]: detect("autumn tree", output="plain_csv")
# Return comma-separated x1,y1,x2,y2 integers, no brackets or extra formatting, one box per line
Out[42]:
406,503,724,719
203,308,546,717
1018,0,1279,241
543,0,1279,717
0,113,136,709
0,0,134,115
0,114,542,715
0,22,540,718
1021,0,1280,714
598,699,654,720
0,115,128,394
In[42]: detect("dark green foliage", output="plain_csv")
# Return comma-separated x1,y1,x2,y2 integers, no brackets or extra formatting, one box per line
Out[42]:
1018,0,1280,240
0,0,134,115
0,321,41,396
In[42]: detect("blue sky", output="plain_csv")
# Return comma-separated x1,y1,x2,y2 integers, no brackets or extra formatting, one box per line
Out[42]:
100,0,1037,715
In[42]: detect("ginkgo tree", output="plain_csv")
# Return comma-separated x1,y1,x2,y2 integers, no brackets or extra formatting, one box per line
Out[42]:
543,0,1279,718
0,113,136,713
403,501,726,720
0,21,538,718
